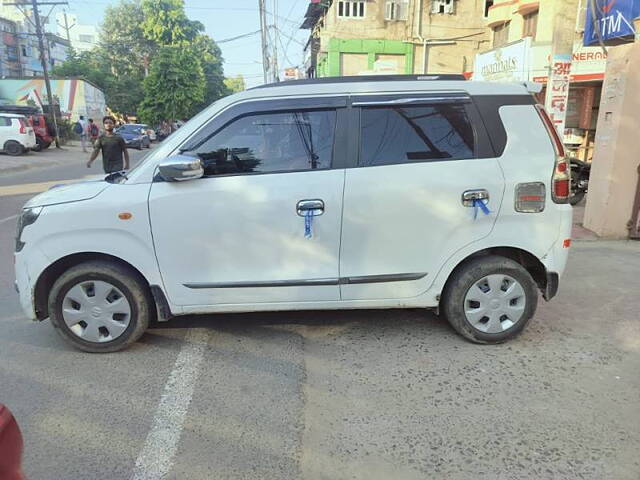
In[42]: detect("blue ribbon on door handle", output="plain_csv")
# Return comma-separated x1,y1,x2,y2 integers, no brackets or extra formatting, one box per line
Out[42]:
473,199,491,220
304,210,313,239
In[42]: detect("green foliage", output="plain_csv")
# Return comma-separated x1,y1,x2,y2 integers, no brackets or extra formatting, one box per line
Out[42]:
141,0,203,46
54,0,227,120
52,48,143,114
100,0,155,76
224,75,246,94
138,46,205,125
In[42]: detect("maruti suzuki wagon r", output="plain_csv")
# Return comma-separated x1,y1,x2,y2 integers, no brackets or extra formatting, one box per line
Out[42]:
14,75,572,352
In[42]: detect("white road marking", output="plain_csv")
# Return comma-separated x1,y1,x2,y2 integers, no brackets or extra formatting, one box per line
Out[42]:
131,328,210,480
0,214,18,225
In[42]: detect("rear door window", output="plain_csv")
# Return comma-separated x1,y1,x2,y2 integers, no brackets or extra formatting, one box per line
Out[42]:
359,104,475,166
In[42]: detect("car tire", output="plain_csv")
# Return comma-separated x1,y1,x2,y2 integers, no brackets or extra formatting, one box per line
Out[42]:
33,139,43,152
42,141,51,150
4,141,24,156
48,260,152,353
441,255,538,344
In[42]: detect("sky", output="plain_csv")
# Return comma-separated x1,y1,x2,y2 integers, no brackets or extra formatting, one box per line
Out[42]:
64,0,311,88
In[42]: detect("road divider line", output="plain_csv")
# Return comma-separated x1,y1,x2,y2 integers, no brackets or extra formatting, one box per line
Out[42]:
0,214,18,225
131,328,210,480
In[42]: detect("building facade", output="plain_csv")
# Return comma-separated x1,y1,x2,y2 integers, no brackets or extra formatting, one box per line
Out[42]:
474,0,607,162
301,0,491,78
0,4,70,78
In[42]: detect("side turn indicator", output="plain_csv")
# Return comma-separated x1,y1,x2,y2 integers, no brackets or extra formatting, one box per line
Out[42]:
118,212,133,220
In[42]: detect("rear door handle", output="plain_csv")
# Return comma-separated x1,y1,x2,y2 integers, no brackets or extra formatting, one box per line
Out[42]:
462,189,489,207
297,199,324,216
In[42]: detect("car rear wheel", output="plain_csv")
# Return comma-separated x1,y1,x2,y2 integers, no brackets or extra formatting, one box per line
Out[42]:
4,141,24,156
32,139,43,152
48,261,152,353
441,255,538,344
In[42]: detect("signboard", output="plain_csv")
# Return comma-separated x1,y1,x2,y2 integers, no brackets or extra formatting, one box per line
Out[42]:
531,42,608,82
584,0,639,46
473,37,532,82
545,54,572,135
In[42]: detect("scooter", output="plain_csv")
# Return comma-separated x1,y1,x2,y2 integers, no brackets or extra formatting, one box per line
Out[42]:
570,158,590,206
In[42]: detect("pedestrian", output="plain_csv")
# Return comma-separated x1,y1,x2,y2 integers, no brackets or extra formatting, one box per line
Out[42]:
86,115,130,173
74,115,89,152
88,118,100,146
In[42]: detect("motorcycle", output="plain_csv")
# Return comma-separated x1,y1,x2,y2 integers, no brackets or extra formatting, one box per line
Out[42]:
569,158,590,206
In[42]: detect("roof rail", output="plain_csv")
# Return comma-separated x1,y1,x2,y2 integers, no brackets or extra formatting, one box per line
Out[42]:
250,74,467,90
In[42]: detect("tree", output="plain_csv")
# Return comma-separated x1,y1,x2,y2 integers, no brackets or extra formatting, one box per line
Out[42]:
141,0,203,46
138,45,205,125
100,0,154,76
52,49,143,114
224,75,246,94
193,34,227,108
54,0,228,119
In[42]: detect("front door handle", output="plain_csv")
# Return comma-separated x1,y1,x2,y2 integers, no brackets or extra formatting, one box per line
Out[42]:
462,189,489,207
297,199,324,216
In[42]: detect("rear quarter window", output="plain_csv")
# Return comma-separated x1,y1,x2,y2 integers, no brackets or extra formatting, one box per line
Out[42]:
359,104,475,166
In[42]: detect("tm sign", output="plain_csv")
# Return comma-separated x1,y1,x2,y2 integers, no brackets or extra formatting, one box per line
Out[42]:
584,0,640,46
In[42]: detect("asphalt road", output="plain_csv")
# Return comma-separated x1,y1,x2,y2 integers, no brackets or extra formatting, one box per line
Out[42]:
1,150,639,479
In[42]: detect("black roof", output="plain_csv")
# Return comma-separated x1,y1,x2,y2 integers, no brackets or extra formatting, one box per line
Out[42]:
251,74,467,90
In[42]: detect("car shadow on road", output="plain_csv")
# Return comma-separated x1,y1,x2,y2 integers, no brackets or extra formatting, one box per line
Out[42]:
141,308,453,348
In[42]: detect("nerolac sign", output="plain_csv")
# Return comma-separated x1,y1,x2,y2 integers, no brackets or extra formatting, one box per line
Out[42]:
584,0,640,46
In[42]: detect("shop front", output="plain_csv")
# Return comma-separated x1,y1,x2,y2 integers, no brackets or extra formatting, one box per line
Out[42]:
473,39,608,161
530,43,608,162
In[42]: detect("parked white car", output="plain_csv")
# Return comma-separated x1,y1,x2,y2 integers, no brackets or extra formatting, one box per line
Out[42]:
0,113,36,155
14,75,572,352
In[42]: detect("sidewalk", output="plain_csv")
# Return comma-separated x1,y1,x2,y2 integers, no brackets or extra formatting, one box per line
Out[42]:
572,201,600,241
0,142,88,175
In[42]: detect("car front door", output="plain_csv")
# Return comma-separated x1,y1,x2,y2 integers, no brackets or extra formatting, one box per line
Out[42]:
339,94,504,301
149,97,348,307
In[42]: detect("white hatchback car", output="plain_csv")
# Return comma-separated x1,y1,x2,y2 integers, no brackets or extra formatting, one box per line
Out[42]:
0,113,36,155
15,75,572,352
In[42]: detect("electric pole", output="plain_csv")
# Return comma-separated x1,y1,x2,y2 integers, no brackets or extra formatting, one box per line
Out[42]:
6,0,67,148
272,0,279,82
32,0,62,147
57,11,75,44
258,0,270,84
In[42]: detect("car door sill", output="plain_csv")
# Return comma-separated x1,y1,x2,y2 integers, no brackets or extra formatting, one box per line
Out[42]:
183,272,427,289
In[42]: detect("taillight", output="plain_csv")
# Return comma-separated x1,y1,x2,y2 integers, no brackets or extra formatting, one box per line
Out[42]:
535,104,570,204
18,118,26,134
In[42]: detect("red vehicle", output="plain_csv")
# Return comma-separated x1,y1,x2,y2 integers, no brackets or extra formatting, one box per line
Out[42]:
0,105,53,151
0,404,24,480
28,113,53,151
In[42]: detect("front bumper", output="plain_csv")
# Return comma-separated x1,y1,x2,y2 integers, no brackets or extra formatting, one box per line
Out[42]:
14,247,50,321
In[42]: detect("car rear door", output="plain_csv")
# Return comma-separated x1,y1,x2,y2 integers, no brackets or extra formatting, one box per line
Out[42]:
339,93,504,301
148,96,349,307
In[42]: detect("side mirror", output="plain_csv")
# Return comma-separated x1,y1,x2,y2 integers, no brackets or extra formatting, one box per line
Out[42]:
158,154,204,182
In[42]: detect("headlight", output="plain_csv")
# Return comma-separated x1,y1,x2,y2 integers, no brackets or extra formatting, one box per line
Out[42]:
15,206,43,252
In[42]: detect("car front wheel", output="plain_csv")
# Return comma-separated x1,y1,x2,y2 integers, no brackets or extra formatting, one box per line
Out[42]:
48,261,152,352
441,255,538,344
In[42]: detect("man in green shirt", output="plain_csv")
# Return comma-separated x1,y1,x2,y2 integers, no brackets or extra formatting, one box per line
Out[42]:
86,116,130,173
